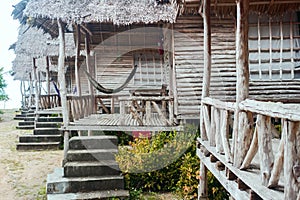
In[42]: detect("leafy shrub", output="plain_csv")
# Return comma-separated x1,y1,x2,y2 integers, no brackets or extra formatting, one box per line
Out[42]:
116,124,229,199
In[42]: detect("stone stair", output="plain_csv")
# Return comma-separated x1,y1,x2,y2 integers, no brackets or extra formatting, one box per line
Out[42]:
47,136,129,200
16,113,63,151
15,108,36,129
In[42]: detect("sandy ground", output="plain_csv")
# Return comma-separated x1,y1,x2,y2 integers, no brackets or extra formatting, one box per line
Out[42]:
0,109,63,200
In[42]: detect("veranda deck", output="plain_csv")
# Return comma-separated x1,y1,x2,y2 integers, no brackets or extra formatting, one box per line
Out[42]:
65,114,183,132
197,137,284,200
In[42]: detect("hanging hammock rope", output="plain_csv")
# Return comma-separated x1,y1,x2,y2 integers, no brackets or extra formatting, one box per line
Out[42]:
81,65,138,94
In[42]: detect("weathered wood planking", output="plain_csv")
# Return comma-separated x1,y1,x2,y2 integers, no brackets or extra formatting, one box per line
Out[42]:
66,114,183,132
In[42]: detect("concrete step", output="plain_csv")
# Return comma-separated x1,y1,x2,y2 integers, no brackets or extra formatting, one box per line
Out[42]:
16,142,60,151
18,121,35,126
69,136,118,150
16,125,35,130
66,149,118,162
35,122,61,128
19,135,61,143
47,168,125,194
47,190,129,200
34,128,61,135
64,161,121,177
24,117,35,122
38,117,63,122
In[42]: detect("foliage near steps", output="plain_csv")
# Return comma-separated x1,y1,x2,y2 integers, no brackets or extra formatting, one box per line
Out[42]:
116,125,228,199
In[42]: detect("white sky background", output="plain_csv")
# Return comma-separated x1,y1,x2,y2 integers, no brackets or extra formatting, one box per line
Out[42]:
0,0,22,109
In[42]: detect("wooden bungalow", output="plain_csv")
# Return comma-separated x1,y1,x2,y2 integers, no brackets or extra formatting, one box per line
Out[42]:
184,0,300,199
14,0,300,199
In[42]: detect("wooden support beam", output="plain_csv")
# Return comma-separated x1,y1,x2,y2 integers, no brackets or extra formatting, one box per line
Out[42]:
58,19,70,159
32,58,39,113
233,0,251,168
200,0,211,141
85,31,95,114
46,56,50,108
75,24,82,97
199,1,211,199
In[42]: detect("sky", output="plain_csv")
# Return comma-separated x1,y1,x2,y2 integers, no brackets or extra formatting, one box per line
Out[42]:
0,0,22,109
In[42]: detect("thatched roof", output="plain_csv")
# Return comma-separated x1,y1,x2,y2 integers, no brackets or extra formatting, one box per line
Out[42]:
12,54,33,81
14,25,75,58
181,0,300,16
24,0,178,25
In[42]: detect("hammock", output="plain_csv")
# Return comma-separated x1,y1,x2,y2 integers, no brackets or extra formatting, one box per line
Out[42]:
52,81,60,97
82,65,138,94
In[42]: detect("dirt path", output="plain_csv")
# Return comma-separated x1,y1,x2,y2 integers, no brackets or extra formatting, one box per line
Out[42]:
0,109,63,200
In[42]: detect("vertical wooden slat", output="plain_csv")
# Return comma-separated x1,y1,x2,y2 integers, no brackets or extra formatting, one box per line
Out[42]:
145,101,151,126
233,0,251,168
257,17,262,80
257,115,274,186
269,18,273,80
171,24,179,117
279,19,283,80
290,13,295,79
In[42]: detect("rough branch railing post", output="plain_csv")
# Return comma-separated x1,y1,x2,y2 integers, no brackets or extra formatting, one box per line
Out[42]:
233,0,253,168
257,115,274,186
199,0,211,199
284,120,300,199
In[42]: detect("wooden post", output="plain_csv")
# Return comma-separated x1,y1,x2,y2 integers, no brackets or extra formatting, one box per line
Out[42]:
233,0,252,168
29,72,33,107
200,0,211,141
46,56,50,108
199,0,210,199
75,24,82,97
85,31,95,114
33,58,39,113
58,20,70,160
198,162,208,200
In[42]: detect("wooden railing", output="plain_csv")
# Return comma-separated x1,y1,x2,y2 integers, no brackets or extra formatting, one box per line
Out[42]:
198,97,300,199
39,94,61,109
119,96,174,126
67,95,95,121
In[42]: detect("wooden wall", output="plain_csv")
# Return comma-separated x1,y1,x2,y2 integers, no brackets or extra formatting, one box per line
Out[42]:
173,15,236,120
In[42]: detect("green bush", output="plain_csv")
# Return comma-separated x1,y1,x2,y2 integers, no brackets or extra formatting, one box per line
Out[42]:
115,125,228,199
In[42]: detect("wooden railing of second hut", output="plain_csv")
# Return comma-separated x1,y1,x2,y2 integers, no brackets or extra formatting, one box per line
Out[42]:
39,94,61,109
197,97,300,199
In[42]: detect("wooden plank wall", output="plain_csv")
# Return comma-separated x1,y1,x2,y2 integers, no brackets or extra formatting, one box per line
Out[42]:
173,15,236,120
